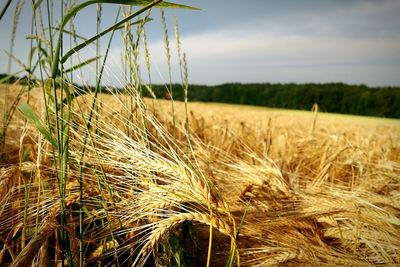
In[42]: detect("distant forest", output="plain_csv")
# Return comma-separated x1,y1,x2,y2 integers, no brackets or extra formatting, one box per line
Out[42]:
151,83,400,118
1,73,399,118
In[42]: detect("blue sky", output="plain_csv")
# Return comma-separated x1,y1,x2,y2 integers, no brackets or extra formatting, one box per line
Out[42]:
1,0,400,86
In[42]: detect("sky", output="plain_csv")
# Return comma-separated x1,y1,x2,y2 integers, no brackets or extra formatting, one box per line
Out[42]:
0,0,400,87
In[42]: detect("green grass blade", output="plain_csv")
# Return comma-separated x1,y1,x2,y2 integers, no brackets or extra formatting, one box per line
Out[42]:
61,4,160,64
59,0,197,32
63,55,102,73
225,204,249,267
51,0,154,77
114,16,153,30
237,203,250,238
17,103,57,147
98,0,200,10
0,70,24,84
0,0,13,22
51,0,198,77
50,26,87,40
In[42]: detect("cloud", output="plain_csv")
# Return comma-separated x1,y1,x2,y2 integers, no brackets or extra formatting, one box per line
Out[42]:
141,0,400,86
67,18,400,87
2,0,399,87
143,22,399,85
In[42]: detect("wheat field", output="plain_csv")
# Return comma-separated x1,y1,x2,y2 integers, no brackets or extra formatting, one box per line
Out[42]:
1,1,399,266
1,83,399,266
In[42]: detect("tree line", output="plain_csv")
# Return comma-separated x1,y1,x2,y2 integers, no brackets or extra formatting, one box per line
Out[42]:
2,73,399,118
149,83,400,118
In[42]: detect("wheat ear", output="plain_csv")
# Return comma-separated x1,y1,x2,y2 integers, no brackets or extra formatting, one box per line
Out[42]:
140,212,233,256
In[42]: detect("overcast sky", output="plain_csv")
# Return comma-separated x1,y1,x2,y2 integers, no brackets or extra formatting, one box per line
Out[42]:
1,0,400,86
